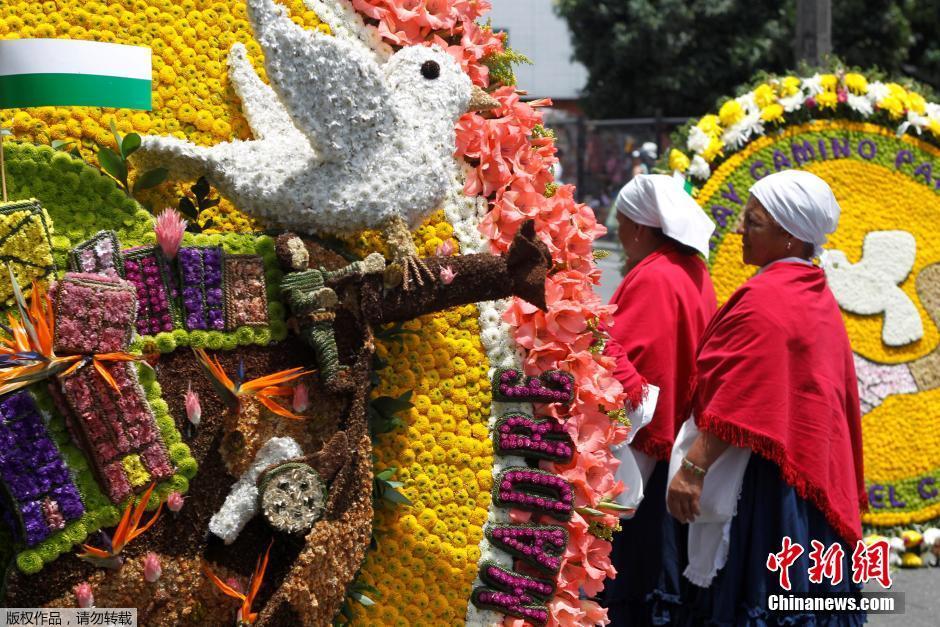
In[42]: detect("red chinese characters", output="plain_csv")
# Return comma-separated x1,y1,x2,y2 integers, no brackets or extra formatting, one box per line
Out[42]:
808,540,845,585
852,539,892,589
766,536,805,591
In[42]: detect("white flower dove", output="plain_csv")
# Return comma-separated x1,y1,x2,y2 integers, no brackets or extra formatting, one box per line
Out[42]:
135,0,498,286
821,230,924,346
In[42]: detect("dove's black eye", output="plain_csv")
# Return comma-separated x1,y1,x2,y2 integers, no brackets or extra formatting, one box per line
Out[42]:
421,60,441,80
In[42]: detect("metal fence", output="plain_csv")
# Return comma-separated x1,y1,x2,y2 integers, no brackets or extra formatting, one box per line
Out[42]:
544,112,688,242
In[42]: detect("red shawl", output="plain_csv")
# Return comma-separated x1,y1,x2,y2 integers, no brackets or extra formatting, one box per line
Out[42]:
603,243,717,460
693,261,866,544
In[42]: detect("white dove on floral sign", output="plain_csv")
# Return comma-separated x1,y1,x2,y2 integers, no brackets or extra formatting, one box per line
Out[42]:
135,0,498,285
821,230,924,346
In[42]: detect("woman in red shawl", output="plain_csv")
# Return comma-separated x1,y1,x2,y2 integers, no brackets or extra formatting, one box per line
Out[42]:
601,174,717,626
663,170,866,625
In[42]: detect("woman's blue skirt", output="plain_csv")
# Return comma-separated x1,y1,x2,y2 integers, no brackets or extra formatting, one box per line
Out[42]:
603,461,677,626
652,454,867,626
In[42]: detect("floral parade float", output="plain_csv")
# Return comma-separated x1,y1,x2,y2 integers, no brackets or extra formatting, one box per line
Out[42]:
667,66,940,558
0,1,628,625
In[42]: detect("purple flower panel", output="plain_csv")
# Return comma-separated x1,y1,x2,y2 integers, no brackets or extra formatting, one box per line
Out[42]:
0,390,85,547
178,246,226,331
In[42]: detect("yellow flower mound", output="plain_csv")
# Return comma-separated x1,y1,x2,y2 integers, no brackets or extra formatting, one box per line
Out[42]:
349,210,493,624
0,0,324,233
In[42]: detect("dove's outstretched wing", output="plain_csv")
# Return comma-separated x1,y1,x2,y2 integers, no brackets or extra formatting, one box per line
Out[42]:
882,290,925,346
303,0,392,65
246,0,398,163
227,42,306,143
859,230,917,284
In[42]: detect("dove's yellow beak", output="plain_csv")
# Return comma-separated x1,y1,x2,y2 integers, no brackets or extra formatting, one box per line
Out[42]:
468,85,500,112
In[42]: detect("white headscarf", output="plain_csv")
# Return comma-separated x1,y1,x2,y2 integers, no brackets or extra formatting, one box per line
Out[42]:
749,170,841,257
614,174,716,258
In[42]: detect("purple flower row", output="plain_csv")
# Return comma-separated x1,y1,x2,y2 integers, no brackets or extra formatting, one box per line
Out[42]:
493,368,574,404
485,524,567,574
494,467,574,520
124,248,176,336
494,412,574,462
178,247,225,331
0,391,84,546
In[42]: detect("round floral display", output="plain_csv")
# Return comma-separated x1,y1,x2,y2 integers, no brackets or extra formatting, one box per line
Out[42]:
677,70,940,530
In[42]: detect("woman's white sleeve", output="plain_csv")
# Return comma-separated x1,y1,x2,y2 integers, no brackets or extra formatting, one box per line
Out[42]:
667,417,751,587
611,384,660,517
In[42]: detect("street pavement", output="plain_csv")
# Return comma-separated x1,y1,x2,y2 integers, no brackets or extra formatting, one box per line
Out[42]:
866,567,939,626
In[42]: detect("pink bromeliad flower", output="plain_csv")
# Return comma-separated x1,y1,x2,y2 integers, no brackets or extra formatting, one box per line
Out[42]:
435,239,456,257
292,383,310,414
143,552,162,583
184,383,201,429
439,266,457,285
73,582,94,608
166,491,186,513
155,208,187,260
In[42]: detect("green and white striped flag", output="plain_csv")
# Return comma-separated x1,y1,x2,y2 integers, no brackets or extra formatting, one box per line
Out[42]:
0,39,151,110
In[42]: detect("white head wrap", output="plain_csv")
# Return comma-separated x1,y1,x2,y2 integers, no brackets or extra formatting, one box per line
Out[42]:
614,174,716,258
749,170,841,257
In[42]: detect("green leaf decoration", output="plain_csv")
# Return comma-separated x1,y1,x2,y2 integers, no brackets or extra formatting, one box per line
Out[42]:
192,176,210,201
120,132,141,160
97,147,127,186
350,591,375,607
108,118,124,151
133,167,168,194
178,196,197,219
51,139,74,151
379,483,412,506
370,391,413,416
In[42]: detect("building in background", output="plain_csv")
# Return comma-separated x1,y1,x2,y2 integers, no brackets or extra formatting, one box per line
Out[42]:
487,0,586,112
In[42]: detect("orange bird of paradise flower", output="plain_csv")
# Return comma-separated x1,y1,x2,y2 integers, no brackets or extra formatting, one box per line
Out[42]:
192,347,310,419
0,268,139,396
76,483,163,568
204,540,273,625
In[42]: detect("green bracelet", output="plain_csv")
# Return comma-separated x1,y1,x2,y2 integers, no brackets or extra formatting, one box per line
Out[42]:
681,457,707,477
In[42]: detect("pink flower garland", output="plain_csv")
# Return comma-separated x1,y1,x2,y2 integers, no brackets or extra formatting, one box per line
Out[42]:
350,2,630,624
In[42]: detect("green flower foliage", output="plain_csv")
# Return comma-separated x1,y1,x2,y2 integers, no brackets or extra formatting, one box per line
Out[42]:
483,45,531,88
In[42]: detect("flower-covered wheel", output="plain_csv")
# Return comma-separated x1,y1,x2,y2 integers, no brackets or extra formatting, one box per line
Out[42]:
258,463,327,535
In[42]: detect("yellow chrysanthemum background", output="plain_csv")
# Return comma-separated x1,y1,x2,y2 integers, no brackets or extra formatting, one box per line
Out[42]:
0,0,330,232
349,213,495,623
701,120,940,528
0,1,497,620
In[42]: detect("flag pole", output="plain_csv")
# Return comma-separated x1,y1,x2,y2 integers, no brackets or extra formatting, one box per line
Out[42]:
1,127,7,202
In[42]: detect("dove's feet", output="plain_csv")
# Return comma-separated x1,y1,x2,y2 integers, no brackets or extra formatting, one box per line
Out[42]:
400,255,435,290
383,255,434,291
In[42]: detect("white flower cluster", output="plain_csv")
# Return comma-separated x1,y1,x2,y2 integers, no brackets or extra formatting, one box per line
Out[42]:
681,72,940,182
821,230,924,347
136,0,473,236
208,436,303,544
304,0,392,66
